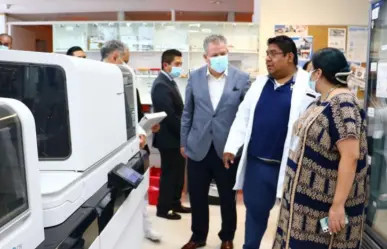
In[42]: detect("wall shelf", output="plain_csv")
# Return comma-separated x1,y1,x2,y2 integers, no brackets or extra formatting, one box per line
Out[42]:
50,21,259,105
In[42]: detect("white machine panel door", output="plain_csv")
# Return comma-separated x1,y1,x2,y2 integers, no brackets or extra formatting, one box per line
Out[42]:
0,98,44,249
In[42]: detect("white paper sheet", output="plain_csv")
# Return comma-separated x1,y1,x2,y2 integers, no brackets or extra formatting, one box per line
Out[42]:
347,26,369,63
368,107,375,118
376,62,387,98
371,62,378,72
372,7,380,20
328,28,347,52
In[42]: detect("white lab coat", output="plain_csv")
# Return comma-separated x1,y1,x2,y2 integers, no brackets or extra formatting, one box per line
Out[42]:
224,68,317,198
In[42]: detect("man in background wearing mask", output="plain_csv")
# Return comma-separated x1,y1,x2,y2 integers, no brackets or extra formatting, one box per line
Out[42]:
100,40,161,242
0,33,12,49
180,35,250,249
151,49,191,221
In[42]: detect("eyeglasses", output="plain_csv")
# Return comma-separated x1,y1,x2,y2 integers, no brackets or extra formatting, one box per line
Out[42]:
266,51,284,58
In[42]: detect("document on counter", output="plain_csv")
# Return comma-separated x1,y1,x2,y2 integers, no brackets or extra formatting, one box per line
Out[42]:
139,112,167,133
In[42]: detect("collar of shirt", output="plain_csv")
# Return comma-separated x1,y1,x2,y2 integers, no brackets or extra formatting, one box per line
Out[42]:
207,67,228,80
269,71,297,90
161,70,173,81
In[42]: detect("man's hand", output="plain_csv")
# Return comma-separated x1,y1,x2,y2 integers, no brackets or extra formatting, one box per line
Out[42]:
223,153,235,169
139,134,146,149
180,147,187,158
151,124,160,133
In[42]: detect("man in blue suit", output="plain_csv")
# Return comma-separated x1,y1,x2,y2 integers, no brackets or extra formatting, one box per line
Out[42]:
180,35,250,249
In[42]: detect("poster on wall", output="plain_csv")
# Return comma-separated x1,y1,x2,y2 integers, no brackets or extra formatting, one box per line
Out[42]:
274,25,308,37
347,26,369,63
292,36,313,61
328,28,347,52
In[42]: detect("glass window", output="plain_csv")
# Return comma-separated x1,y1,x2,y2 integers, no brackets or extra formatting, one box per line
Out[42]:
0,62,71,159
0,105,29,229
366,0,387,243
118,65,136,140
87,23,119,51
53,23,88,52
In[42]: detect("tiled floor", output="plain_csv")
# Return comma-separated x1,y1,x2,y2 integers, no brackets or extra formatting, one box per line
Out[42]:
143,199,280,249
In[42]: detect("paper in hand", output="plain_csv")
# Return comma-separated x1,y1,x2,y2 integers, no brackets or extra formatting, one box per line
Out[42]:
139,112,167,133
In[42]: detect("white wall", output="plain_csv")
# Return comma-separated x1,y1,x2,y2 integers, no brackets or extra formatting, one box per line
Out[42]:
11,26,36,51
0,14,6,34
0,0,252,13
258,0,370,73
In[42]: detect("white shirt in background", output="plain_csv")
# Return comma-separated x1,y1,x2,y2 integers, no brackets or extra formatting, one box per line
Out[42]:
207,68,228,110
161,70,173,81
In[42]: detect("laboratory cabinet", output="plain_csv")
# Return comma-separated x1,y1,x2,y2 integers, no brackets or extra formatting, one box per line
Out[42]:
363,1,387,249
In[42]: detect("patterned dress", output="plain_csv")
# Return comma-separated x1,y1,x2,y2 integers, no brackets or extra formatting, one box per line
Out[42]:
273,93,369,249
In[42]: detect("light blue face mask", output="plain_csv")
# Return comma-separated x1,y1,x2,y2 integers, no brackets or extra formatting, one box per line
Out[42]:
0,45,9,50
308,70,317,91
170,66,182,78
210,55,228,74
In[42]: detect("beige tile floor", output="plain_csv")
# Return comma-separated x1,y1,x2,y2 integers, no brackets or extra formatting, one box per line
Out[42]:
143,200,280,249
372,209,387,239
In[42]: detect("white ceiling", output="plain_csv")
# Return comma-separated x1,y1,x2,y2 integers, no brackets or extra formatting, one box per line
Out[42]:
0,0,253,14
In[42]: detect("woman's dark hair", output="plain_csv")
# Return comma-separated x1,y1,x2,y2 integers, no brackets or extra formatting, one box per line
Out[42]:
267,35,298,66
312,47,350,85
66,46,83,56
303,60,311,71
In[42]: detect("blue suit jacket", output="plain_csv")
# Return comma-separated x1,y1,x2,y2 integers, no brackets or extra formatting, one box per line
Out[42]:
181,65,250,161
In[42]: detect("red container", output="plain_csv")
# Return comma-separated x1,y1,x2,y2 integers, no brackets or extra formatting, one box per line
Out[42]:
148,186,159,206
150,167,161,177
150,176,160,188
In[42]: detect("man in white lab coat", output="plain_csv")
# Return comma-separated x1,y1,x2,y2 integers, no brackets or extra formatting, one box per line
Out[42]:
223,36,317,249
101,40,162,242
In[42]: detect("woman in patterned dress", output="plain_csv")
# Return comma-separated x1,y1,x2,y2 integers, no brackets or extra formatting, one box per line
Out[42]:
273,48,369,249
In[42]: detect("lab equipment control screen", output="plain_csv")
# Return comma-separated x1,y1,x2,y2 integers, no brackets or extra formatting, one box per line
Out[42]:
115,165,143,187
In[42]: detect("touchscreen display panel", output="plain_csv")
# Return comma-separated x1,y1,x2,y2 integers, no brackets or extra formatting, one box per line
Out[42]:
116,166,142,184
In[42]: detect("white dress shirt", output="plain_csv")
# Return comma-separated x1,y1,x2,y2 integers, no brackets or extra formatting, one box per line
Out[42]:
207,68,228,110
161,70,173,81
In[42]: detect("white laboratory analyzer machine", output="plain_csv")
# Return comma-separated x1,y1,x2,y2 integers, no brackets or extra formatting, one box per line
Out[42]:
0,50,149,249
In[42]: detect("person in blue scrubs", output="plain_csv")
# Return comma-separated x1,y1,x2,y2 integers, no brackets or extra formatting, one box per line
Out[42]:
229,36,300,249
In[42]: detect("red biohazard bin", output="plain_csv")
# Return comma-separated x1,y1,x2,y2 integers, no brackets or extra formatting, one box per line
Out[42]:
148,167,161,205
148,186,159,205
150,176,160,188
150,167,161,177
